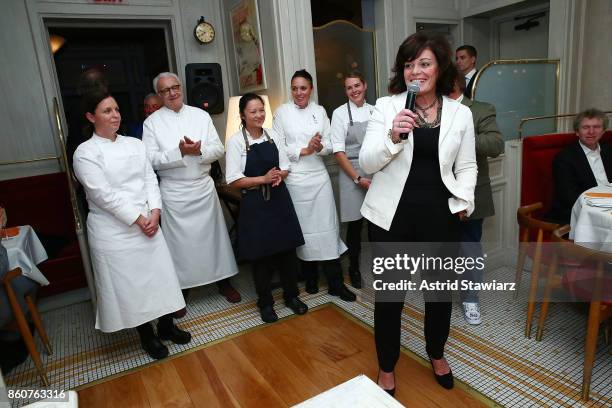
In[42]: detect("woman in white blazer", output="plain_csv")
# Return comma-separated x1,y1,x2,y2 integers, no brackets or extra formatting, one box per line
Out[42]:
360,33,477,395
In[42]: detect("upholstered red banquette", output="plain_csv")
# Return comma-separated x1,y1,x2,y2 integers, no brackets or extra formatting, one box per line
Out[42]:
0,172,86,297
520,130,612,217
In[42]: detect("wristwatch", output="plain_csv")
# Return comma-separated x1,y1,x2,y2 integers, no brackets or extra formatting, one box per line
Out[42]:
353,176,362,184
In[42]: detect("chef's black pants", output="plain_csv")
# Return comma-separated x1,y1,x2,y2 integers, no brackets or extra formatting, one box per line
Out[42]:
251,249,299,308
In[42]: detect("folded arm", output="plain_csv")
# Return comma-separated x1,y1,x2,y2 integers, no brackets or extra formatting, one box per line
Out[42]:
142,121,186,171
73,150,141,225
359,100,405,174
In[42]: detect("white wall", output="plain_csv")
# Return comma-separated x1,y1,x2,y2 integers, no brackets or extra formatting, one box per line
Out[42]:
221,0,286,113
461,0,526,17
374,0,461,97
461,16,491,66
0,0,62,180
580,0,612,111
496,10,548,59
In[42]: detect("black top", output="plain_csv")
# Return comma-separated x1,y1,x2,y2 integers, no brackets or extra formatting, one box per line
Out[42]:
390,126,451,230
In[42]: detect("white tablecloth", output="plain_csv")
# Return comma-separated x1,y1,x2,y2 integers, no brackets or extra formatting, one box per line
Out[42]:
570,186,612,252
293,375,405,408
2,225,49,285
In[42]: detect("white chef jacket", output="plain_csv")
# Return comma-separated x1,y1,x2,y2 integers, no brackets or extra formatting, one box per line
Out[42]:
142,104,238,288
272,101,332,173
73,134,184,332
142,105,224,177
225,128,291,184
272,101,347,261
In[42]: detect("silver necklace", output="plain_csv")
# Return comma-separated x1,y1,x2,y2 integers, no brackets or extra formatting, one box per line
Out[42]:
416,96,442,128
415,97,438,119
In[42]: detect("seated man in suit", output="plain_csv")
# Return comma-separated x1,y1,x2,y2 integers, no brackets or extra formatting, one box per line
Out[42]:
547,108,611,224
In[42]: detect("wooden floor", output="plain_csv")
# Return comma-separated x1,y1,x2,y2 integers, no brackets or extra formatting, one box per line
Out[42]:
78,305,490,407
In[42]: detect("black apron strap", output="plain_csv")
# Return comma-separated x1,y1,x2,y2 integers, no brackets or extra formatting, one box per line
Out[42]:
241,126,251,152
262,129,274,144
241,127,272,201
346,102,354,126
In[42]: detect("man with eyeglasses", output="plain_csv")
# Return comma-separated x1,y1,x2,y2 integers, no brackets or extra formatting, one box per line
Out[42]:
142,72,241,307
547,108,611,224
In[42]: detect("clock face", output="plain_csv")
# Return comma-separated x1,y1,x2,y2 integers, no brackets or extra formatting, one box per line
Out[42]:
195,22,215,44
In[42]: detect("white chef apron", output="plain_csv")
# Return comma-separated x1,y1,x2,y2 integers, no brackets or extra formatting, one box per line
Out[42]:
159,175,238,288
87,212,185,333
285,169,347,261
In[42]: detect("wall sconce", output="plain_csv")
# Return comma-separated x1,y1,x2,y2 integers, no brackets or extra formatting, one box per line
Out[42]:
49,34,66,54
225,95,273,147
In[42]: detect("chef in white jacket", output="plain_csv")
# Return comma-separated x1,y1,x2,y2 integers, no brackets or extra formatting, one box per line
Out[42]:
273,69,355,302
73,91,190,361
142,73,240,305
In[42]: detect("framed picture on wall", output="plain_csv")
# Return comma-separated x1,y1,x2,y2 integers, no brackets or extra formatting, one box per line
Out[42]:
230,0,267,93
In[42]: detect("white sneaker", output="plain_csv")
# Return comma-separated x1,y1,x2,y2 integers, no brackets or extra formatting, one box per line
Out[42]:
462,302,482,325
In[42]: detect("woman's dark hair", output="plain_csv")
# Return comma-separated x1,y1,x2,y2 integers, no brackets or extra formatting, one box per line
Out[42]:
80,90,112,137
388,32,457,96
344,70,366,85
291,69,313,87
238,93,265,127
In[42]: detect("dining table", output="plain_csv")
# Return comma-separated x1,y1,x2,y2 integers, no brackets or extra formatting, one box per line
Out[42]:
570,185,612,252
2,225,49,285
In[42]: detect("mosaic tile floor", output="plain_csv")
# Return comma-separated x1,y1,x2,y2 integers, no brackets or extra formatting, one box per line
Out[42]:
4,267,611,407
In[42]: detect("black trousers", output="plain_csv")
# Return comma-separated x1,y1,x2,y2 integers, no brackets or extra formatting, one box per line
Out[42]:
370,202,460,372
346,218,364,269
300,258,344,289
136,313,174,339
252,249,299,308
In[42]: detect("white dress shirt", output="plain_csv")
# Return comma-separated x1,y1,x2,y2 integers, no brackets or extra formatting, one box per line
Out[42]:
579,141,610,185
465,68,477,83
225,128,291,184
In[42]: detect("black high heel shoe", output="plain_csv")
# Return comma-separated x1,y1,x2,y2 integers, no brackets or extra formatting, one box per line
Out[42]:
376,371,396,397
429,356,454,389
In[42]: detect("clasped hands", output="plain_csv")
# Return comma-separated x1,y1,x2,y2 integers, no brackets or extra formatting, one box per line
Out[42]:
262,167,283,187
390,109,419,143
136,209,160,237
179,136,201,156
306,133,324,155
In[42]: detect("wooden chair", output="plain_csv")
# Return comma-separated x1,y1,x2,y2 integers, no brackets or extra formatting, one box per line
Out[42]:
0,267,52,386
536,225,611,401
515,202,559,338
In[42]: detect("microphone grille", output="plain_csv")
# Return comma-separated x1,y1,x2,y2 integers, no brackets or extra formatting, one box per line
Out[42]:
407,80,420,93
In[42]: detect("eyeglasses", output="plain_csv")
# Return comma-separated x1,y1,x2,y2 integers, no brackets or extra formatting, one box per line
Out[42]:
158,84,181,97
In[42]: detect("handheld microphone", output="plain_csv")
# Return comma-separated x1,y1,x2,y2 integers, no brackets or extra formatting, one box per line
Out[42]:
400,80,420,140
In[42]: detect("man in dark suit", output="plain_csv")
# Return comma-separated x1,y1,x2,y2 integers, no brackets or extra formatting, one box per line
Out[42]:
455,45,478,99
547,109,611,224
450,77,505,324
